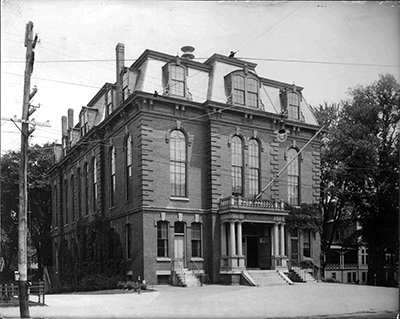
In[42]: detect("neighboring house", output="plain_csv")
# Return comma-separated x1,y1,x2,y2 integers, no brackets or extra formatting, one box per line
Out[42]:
324,220,369,285
50,44,322,286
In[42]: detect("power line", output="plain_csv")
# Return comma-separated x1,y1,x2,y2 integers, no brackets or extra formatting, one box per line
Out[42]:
235,1,308,54
2,57,398,68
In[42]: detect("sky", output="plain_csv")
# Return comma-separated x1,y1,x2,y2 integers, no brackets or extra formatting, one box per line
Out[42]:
1,0,400,153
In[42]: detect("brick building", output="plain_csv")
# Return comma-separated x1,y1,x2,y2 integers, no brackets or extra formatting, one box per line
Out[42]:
50,44,322,286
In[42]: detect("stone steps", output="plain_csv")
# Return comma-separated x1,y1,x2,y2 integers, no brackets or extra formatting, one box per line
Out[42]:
247,270,290,286
176,269,201,287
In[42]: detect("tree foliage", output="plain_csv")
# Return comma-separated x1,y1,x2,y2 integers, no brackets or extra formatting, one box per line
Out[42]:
58,216,125,291
285,203,322,233
312,74,400,286
1,143,53,280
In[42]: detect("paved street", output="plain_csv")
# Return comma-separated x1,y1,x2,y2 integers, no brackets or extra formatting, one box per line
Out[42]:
0,282,398,319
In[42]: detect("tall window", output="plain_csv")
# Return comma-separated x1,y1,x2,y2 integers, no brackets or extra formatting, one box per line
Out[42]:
125,223,132,259
85,162,89,215
71,175,75,221
80,111,89,136
77,167,81,218
288,92,300,120
110,147,116,207
170,65,185,97
170,130,187,197
191,223,202,258
287,148,300,206
303,230,311,258
231,136,243,195
290,229,299,262
247,78,259,108
225,71,260,108
54,185,58,227
64,179,68,225
106,89,115,116
126,135,132,201
157,221,169,257
233,75,245,105
248,139,260,197
92,157,97,212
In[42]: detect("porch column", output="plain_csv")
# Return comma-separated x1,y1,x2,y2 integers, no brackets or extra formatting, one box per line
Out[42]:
273,223,279,257
230,221,236,256
237,221,243,256
221,223,227,256
280,223,285,256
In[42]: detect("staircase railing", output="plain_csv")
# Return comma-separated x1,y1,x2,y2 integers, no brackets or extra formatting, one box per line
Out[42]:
172,258,185,286
190,260,203,286
290,260,307,282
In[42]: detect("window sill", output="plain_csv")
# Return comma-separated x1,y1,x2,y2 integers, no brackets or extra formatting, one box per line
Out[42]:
170,196,189,202
190,257,204,262
157,257,171,262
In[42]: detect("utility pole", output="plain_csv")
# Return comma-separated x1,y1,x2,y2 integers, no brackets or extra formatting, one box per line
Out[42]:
18,21,38,319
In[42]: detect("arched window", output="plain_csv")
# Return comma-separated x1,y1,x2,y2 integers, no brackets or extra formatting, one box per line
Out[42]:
110,147,116,207
233,75,245,105
248,139,260,197
231,136,243,195
225,71,260,108
288,92,300,120
247,78,259,108
287,148,300,205
157,221,169,257
92,157,97,212
170,130,187,197
126,134,132,201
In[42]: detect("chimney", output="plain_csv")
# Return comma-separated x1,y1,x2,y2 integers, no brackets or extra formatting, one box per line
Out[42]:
115,43,125,107
61,116,67,136
67,108,74,130
181,46,195,60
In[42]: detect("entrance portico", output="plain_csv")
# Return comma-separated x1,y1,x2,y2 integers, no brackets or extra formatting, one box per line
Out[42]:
219,196,288,283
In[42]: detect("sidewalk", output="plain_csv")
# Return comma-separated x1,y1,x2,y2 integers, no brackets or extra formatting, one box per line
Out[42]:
0,282,398,318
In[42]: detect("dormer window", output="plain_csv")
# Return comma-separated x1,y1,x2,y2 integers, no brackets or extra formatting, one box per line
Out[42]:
163,62,192,100
288,92,300,120
280,89,303,121
225,71,260,108
106,87,116,116
80,110,89,136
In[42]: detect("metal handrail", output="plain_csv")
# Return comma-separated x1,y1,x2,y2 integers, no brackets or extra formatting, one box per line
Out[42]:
190,260,203,286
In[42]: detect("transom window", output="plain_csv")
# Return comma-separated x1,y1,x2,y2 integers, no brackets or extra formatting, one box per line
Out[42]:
225,71,260,108
287,148,300,206
231,136,243,195
170,130,187,197
248,139,260,197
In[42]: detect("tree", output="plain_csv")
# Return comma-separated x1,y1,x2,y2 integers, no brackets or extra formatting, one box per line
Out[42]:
311,102,356,272
1,143,54,280
314,74,399,286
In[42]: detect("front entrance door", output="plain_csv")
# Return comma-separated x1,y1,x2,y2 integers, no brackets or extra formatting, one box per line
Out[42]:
246,236,258,268
174,235,185,270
